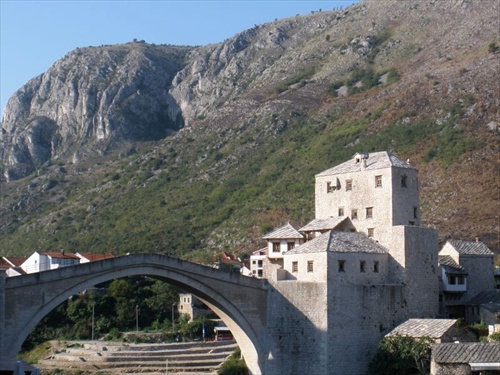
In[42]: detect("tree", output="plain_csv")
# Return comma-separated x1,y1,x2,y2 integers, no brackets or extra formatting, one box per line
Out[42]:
369,334,434,375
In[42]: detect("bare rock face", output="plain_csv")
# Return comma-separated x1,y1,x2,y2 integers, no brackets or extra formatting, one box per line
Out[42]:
0,42,191,181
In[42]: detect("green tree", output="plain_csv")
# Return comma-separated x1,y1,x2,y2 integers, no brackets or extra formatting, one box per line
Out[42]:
369,334,434,375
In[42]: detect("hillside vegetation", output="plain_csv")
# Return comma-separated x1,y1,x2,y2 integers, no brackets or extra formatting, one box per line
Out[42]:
0,0,498,261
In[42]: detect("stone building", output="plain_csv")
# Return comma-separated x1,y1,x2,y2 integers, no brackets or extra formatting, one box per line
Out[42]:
178,293,212,321
255,151,440,375
438,239,496,319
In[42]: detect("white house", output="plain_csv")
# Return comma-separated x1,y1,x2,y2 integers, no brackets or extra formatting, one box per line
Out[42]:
21,251,80,274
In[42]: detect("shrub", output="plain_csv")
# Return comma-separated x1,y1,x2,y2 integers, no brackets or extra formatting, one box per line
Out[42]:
218,348,248,375
369,334,433,375
326,80,344,97
490,332,500,342
488,42,499,54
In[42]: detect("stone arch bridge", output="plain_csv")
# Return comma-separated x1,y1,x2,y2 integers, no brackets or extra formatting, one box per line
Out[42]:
0,254,305,375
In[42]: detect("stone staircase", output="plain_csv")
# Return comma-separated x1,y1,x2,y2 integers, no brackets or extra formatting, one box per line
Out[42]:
37,341,238,374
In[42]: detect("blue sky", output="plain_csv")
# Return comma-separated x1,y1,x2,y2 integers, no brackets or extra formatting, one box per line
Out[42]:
0,1,357,114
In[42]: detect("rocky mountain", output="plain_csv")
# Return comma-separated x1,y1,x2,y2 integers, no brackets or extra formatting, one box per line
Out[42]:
1,43,190,180
0,0,498,259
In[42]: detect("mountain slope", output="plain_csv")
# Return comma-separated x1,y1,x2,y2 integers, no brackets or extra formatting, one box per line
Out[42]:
0,0,498,259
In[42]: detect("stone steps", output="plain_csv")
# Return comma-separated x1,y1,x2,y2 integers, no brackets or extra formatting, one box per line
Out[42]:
37,340,237,374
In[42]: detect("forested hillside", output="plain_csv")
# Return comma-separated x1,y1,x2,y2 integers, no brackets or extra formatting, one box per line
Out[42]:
0,0,498,261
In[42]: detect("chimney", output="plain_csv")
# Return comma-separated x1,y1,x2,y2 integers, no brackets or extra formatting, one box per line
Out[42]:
475,237,480,242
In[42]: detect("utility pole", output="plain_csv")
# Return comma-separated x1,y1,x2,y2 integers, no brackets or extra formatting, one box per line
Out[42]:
91,303,95,341
135,305,139,332
172,303,176,335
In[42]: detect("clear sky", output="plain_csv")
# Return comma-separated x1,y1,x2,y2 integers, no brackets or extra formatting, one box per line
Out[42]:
0,1,358,115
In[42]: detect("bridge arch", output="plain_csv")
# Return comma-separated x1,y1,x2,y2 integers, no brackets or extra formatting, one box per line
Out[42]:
2,254,270,375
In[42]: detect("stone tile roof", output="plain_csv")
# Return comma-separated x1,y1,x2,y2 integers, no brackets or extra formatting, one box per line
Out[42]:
433,342,500,364
447,240,493,256
466,290,500,307
262,223,304,240
316,151,413,177
298,217,348,232
387,319,457,339
439,255,467,275
286,231,387,255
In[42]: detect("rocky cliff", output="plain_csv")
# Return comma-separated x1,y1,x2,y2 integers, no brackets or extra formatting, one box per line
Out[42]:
1,42,190,180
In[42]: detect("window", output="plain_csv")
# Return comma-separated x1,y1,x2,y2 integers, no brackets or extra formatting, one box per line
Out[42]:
258,260,263,267
346,179,353,191
307,261,314,272
252,260,256,264
351,209,358,219
338,260,345,272
258,270,263,277
401,175,407,188
292,261,298,273
272,242,280,253
375,175,382,188
368,228,374,237
327,181,335,193
413,206,418,219
373,261,379,273
287,242,295,251
366,207,373,219
338,207,344,217
360,261,366,273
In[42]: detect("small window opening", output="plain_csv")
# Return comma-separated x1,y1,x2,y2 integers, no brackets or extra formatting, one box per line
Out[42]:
360,261,366,273
338,260,345,272
366,207,373,219
346,179,353,191
351,209,358,220
373,261,379,273
307,261,314,273
292,261,298,273
375,175,382,188
401,175,407,188
338,207,344,217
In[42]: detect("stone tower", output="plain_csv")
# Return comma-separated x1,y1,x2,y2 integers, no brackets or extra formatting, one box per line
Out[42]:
314,151,420,249
264,151,439,375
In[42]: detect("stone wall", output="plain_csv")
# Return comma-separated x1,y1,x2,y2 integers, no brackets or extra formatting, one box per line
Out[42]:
266,280,328,374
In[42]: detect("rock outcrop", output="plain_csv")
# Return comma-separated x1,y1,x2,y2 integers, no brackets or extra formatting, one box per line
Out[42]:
0,42,191,180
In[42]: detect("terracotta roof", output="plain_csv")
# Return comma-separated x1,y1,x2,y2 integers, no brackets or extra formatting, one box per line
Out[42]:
316,151,413,177
252,248,267,256
262,223,304,240
299,217,348,232
77,252,114,261
447,240,493,256
387,319,457,339
2,257,27,267
433,342,500,364
439,255,467,275
42,252,80,259
286,231,387,255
